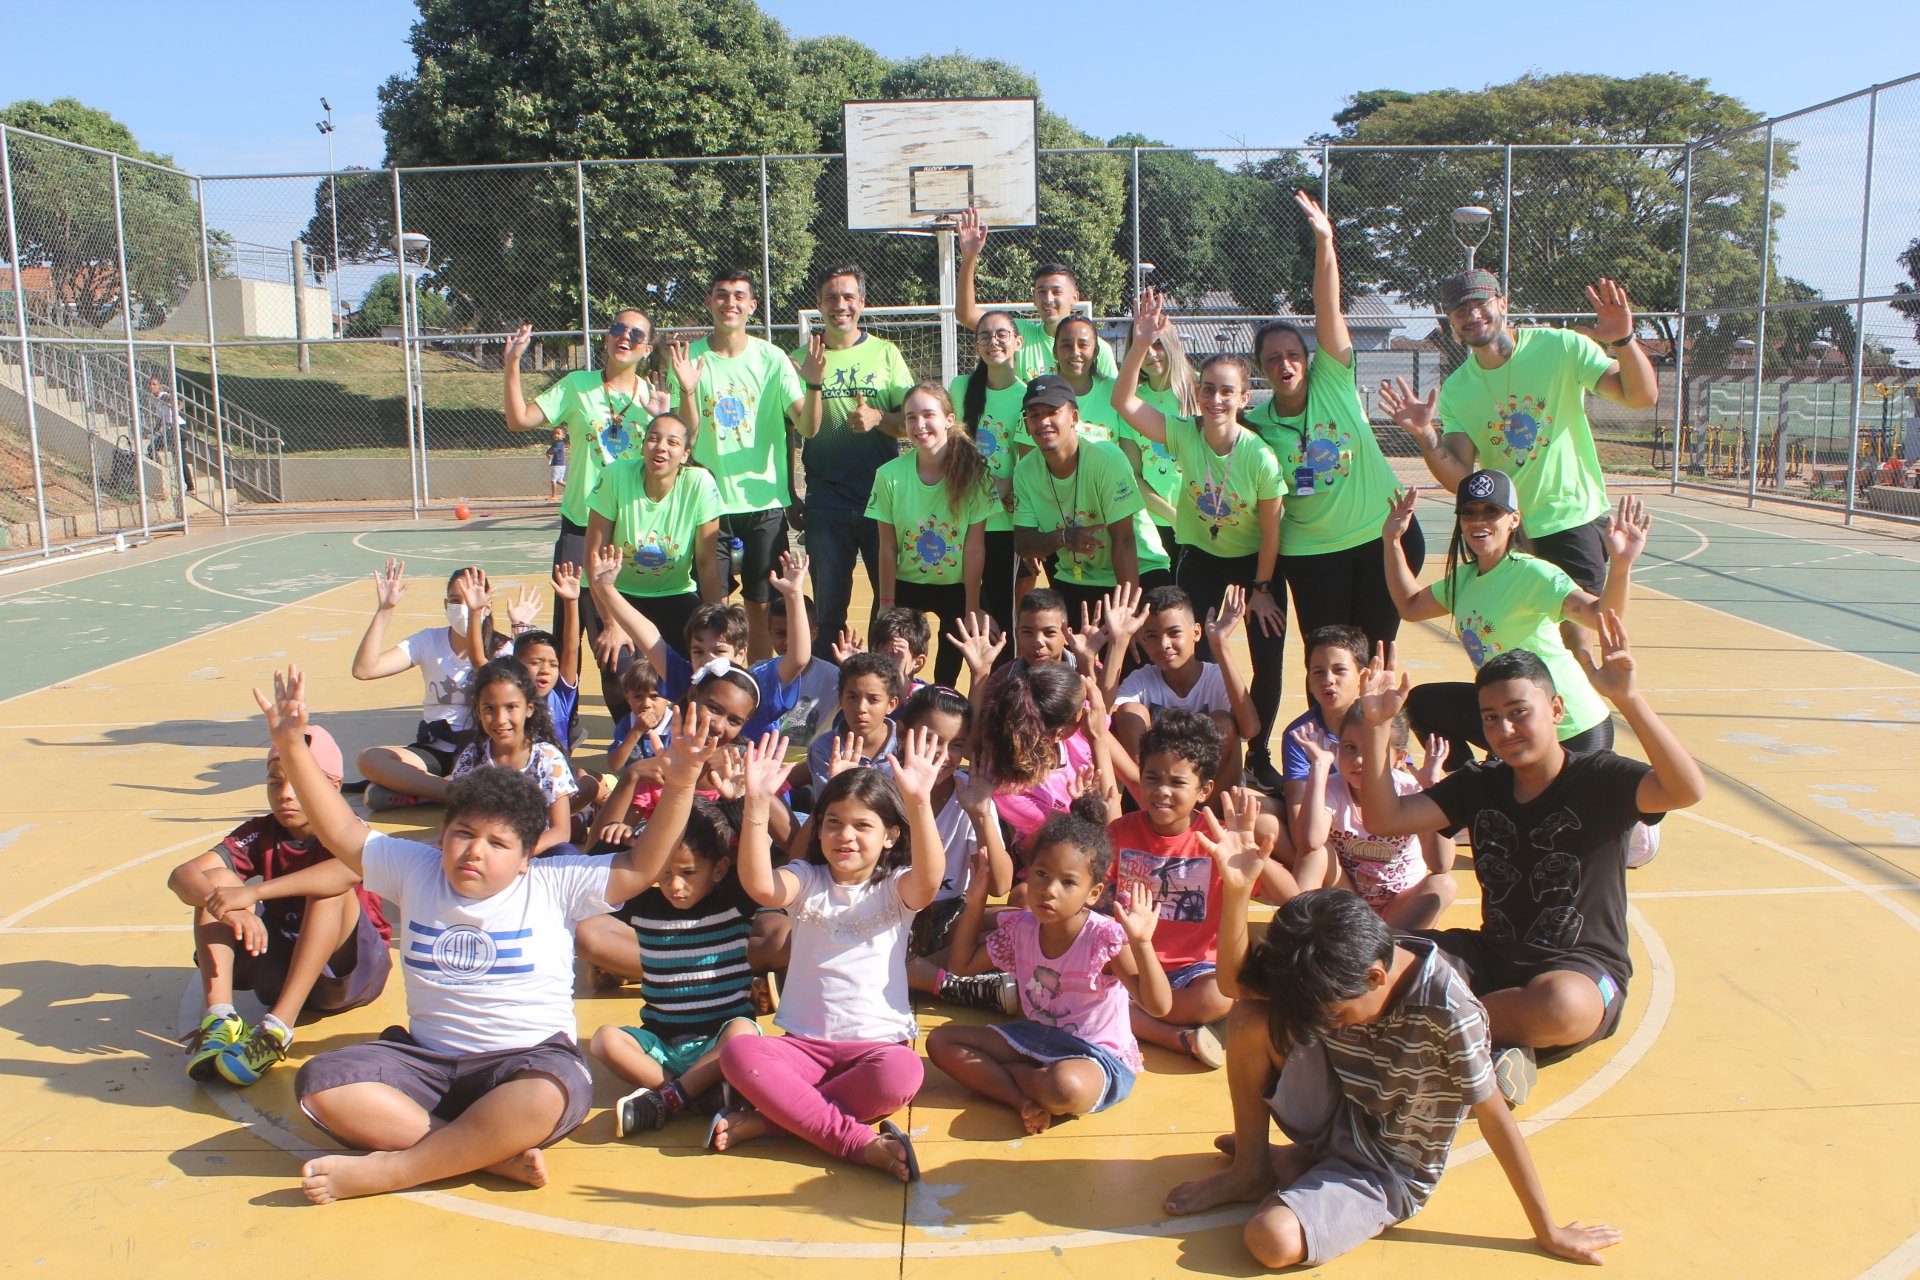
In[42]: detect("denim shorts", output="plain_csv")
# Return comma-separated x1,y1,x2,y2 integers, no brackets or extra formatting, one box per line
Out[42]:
992,1020,1136,1113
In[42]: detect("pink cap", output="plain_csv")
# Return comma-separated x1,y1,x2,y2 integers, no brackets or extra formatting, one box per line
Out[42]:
267,723,345,782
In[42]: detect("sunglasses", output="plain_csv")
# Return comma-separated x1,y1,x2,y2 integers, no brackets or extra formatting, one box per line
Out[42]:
606,322,651,343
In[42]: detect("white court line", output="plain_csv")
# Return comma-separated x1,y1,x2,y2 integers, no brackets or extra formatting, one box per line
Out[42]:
0,830,226,928
1672,809,1920,933
181,533,366,617
1860,1230,1920,1280
0,924,188,934
1647,513,1712,566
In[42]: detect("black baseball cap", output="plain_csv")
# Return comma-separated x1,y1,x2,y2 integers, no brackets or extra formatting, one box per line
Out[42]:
1457,468,1519,512
1022,374,1078,410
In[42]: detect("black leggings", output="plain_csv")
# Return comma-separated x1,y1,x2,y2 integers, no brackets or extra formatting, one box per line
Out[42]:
1406,680,1614,770
894,578,970,688
1179,544,1287,761
1283,521,1427,654
553,518,621,719
981,529,1018,652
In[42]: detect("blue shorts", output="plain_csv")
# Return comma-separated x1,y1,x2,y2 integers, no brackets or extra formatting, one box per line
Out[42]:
1165,960,1217,990
991,1020,1136,1113
620,1019,758,1077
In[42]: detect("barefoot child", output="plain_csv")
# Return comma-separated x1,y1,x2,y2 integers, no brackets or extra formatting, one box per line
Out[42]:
926,807,1171,1132
1290,708,1456,931
248,666,727,1203
712,727,953,1183
1163,883,1623,1269
171,724,392,1086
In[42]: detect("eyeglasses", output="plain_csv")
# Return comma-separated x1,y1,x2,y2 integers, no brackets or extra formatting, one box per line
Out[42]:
976,328,1018,343
606,322,651,343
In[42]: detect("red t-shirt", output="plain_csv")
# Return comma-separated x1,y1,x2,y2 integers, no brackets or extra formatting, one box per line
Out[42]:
220,816,393,941
1105,810,1220,970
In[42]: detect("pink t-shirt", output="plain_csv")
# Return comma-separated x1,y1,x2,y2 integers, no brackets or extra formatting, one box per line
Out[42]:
991,732,1095,848
986,908,1142,1070
1325,769,1428,909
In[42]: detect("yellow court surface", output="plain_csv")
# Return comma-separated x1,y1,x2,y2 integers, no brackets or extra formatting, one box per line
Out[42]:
2,489,1918,1278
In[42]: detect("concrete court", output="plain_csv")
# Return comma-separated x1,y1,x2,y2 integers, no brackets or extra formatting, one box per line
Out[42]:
0,488,1916,1278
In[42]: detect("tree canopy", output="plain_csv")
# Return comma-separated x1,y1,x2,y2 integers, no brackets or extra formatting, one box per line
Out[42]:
345,272,451,337
1895,231,1920,344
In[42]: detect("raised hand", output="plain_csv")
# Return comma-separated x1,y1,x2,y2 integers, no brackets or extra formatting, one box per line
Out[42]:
1101,583,1145,645
1196,788,1266,894
799,332,827,387
946,610,1005,675
1205,585,1247,650
252,664,311,750
504,324,533,366
771,550,808,599
371,558,407,610
710,747,748,800
1383,485,1420,541
1114,877,1161,942
1586,276,1636,345
1078,674,1112,739
1289,724,1333,769
454,566,488,615
955,204,987,259
662,705,724,782
846,390,881,433
1574,608,1639,705
1064,762,1101,804
831,627,865,665
1414,733,1451,788
506,585,542,628
666,338,703,396
826,733,865,779
1378,377,1438,438
892,724,948,804
741,731,792,801
1294,189,1334,242
552,561,582,602
596,821,636,848
1357,654,1411,726
592,628,633,669
1601,494,1651,563
1132,286,1170,346
954,766,995,817
588,543,623,587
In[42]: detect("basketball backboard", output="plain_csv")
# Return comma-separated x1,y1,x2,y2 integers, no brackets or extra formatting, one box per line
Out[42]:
843,99,1039,232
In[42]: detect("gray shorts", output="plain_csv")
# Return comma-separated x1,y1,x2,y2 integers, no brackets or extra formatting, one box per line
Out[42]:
1263,1043,1417,1266
295,1029,592,1148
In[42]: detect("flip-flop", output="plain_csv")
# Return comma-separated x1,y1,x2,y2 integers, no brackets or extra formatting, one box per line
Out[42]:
706,1104,749,1151
878,1120,920,1182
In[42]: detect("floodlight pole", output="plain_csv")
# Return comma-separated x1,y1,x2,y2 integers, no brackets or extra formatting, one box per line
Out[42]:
1,125,54,557
937,224,958,385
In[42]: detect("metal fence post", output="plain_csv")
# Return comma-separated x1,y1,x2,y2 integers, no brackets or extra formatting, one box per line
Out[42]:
574,161,593,369
194,176,231,524
1130,146,1142,301
1319,142,1330,214
758,156,775,342
391,167,421,518
168,341,189,533
1844,90,1879,526
1747,126,1775,508
1500,145,1513,296
1671,145,1693,493
109,154,152,539
1,125,54,557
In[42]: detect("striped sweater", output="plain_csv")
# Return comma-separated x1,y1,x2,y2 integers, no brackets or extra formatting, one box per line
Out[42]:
626,882,758,1038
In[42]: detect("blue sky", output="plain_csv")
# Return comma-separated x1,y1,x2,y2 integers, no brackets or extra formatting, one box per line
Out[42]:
4,0,1916,351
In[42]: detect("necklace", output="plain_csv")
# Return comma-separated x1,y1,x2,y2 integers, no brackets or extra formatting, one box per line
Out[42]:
598,372,643,463
1044,450,1083,551
1197,421,1239,542
1473,330,1517,417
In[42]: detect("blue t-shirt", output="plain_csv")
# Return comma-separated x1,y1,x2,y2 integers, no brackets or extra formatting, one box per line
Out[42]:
806,713,899,796
610,703,673,757
660,649,800,741
1281,704,1334,781
546,679,579,746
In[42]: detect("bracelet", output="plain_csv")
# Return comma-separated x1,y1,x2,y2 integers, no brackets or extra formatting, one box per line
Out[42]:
1607,335,1637,352
805,381,824,392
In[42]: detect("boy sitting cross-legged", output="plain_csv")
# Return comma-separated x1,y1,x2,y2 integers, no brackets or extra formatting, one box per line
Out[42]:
1163,802,1623,1268
170,723,392,1087
238,664,728,1204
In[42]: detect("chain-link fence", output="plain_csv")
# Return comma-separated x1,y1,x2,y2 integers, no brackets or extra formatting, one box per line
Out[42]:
5,73,1918,562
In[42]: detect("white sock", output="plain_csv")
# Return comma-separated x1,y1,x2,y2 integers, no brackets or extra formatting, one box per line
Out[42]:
207,1002,237,1022
261,1013,293,1044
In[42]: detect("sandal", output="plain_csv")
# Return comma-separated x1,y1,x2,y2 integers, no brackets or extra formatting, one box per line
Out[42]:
878,1120,920,1182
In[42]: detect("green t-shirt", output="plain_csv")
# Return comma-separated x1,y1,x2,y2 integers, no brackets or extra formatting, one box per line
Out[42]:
1120,383,1184,529
586,461,724,598
672,335,804,515
1072,376,1127,447
534,369,659,526
1011,316,1118,382
1430,551,1607,738
951,371,1024,533
789,334,914,514
1434,327,1615,539
1164,418,1284,558
1012,438,1170,586
864,451,999,586
1244,350,1400,558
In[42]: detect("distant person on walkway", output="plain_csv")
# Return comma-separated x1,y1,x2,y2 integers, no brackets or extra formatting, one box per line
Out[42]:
546,427,567,501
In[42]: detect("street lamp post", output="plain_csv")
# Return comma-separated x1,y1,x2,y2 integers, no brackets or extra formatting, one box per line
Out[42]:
1449,206,1493,272
401,231,432,497
316,99,342,331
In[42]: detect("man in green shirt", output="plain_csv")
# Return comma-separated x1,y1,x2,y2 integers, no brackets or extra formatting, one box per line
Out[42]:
1012,374,1171,625
668,269,807,661
1386,269,1657,595
791,264,915,643
955,205,1117,382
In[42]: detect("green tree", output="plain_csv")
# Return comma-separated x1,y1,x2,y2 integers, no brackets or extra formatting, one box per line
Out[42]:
1894,230,1920,342
345,272,451,337
2,98,207,330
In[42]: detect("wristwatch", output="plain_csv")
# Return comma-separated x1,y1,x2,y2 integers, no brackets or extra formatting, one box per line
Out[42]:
1606,335,1637,351
1250,580,1274,595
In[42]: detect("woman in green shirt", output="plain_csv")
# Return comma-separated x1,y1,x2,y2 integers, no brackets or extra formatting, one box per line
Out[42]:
1051,317,1125,446
951,311,1026,646
1245,193,1422,668
1381,471,1649,768
1117,324,1194,573
1114,289,1287,774
866,383,997,686
583,412,724,701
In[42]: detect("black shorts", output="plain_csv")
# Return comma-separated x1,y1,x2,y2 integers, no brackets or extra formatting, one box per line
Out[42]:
199,903,392,1014
1527,512,1610,596
909,895,967,959
411,720,462,775
1423,927,1627,1064
717,508,790,604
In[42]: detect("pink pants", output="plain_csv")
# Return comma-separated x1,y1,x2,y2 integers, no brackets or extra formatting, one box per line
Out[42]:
719,1032,923,1163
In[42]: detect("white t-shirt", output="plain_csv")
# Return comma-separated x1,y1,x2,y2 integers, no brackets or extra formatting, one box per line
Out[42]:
363,833,615,1054
1113,661,1229,716
396,626,474,731
776,861,918,1043
931,776,997,903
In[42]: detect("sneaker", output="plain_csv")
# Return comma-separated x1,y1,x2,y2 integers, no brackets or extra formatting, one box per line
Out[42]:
614,1085,671,1138
939,970,1020,1016
1182,1019,1227,1069
1626,821,1661,869
216,1021,291,1086
1242,755,1285,796
182,1010,244,1082
751,971,781,1016
1494,1045,1538,1107
364,784,429,811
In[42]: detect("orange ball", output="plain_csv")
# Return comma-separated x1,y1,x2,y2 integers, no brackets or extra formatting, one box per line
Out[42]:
454,503,471,520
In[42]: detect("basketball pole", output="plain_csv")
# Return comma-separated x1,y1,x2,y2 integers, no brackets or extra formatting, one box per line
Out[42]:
937,226,959,385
